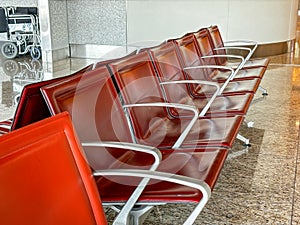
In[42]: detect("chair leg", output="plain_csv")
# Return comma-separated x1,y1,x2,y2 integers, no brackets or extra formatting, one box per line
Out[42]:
129,205,155,225
237,133,251,147
227,148,249,160
110,205,155,225
258,86,268,96
243,120,254,128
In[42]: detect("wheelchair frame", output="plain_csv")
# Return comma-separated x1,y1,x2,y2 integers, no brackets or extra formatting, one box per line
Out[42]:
0,6,41,60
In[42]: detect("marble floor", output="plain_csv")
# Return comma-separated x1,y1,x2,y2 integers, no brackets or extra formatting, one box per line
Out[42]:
1,43,300,224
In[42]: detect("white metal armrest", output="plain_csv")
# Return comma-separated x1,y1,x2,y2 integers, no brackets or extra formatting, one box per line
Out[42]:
215,46,252,53
123,102,199,149
94,169,211,225
201,54,246,72
201,54,245,63
214,46,255,65
224,40,258,47
82,141,162,225
82,141,162,170
183,65,235,94
222,40,258,63
184,64,235,73
160,80,220,117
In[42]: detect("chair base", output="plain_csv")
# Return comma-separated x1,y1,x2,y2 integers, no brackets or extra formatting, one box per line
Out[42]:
111,205,157,225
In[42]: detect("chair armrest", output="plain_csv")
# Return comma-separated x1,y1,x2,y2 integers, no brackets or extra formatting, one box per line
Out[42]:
81,141,162,171
201,54,245,63
160,80,220,116
184,64,235,75
215,46,252,53
183,65,235,94
94,169,211,225
222,40,258,63
201,54,247,74
83,141,162,225
224,40,258,47
200,54,246,76
123,102,199,149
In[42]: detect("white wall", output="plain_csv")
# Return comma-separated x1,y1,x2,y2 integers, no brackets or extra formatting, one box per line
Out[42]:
127,0,298,45
226,0,298,44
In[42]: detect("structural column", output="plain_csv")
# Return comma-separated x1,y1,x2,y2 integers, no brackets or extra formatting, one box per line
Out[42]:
38,0,69,67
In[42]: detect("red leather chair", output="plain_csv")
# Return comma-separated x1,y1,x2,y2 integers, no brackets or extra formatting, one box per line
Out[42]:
0,64,93,135
107,52,244,149
207,25,270,69
193,28,266,80
40,69,229,224
171,33,262,96
148,41,254,117
0,112,107,225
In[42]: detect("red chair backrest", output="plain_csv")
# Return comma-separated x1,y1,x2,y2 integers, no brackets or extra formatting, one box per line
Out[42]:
42,66,131,143
0,112,107,225
206,25,227,65
10,65,93,131
172,33,213,78
172,34,216,97
193,28,219,67
108,52,169,142
148,41,194,103
41,66,135,170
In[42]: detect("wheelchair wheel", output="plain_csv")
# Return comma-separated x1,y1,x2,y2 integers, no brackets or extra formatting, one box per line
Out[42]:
30,46,41,60
1,42,18,59
2,59,20,77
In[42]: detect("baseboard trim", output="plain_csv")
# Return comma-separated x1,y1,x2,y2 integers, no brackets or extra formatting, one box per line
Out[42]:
70,44,137,59
227,39,295,58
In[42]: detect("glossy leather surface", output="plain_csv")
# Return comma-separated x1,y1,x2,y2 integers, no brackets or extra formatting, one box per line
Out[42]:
172,34,262,96
148,41,254,117
207,25,270,68
174,33,266,81
41,65,229,209
109,52,244,148
41,66,146,170
0,112,107,225
9,64,93,131
97,148,228,203
194,29,267,80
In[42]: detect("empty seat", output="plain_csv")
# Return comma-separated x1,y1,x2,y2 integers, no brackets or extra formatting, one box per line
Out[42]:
40,69,230,224
148,41,254,117
0,64,93,135
172,33,262,96
0,112,107,225
193,28,267,80
108,52,244,149
207,25,270,69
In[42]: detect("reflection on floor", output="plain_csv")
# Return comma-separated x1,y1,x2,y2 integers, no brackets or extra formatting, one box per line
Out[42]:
1,49,300,224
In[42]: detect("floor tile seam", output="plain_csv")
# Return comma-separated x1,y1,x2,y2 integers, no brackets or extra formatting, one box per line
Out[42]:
248,125,300,132
290,122,300,224
269,63,300,67
229,151,298,160
210,189,294,203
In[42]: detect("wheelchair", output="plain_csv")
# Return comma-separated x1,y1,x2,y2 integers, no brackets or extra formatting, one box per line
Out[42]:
0,6,41,60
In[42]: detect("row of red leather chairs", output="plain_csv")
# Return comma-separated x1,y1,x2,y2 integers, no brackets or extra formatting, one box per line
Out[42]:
0,25,269,224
